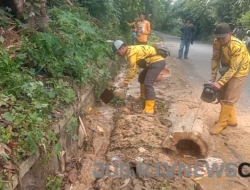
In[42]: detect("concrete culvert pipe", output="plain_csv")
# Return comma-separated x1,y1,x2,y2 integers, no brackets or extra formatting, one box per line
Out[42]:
176,139,202,158
162,112,210,158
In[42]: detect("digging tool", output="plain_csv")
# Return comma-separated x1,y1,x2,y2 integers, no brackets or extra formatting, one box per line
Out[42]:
100,86,126,104
100,87,116,104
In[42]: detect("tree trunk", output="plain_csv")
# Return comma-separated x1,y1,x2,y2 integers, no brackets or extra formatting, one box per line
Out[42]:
10,0,49,29
161,112,211,158
145,0,150,20
12,0,23,19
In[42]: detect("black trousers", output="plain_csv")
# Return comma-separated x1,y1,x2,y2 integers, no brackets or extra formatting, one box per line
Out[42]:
138,60,166,100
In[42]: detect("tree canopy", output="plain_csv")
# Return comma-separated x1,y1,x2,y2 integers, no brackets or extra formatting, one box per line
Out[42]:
61,0,250,41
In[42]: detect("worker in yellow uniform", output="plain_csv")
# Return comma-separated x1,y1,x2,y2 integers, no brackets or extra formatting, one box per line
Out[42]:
210,22,250,135
136,12,151,45
112,40,165,113
125,18,140,44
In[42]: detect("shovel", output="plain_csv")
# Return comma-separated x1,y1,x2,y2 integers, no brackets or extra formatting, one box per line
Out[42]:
99,86,118,104
100,86,127,104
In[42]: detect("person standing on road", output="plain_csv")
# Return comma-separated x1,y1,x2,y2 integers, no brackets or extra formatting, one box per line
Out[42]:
232,23,245,41
112,40,165,114
210,22,250,135
125,18,140,45
178,19,194,59
136,12,151,45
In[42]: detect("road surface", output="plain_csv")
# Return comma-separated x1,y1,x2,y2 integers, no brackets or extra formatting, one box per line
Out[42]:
155,31,250,112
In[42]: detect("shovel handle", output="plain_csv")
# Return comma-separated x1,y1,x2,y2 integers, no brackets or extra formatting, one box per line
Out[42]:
111,86,118,91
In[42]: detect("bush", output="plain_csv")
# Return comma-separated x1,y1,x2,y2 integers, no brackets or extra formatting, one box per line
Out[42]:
0,7,119,161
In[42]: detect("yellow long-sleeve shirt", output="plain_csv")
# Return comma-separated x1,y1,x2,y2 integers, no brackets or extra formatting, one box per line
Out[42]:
212,36,250,86
126,22,137,29
124,45,165,83
136,20,151,43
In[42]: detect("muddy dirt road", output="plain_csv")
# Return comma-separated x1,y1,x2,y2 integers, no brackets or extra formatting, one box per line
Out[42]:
154,32,250,189
65,34,250,190
155,31,250,112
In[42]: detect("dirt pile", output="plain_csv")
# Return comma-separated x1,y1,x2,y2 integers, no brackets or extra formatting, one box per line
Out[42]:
2,29,21,48
62,55,207,190
61,96,199,190
64,53,250,190
91,100,198,190
107,113,169,161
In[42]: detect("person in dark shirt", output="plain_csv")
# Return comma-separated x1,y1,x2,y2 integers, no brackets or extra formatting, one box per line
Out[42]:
178,19,194,59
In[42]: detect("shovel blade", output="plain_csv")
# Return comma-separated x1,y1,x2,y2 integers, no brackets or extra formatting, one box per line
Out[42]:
100,88,115,104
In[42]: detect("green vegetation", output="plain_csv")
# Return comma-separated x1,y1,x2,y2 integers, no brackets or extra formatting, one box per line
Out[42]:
1,1,166,180
2,0,250,188
46,175,62,190
159,0,250,41
0,5,118,169
47,0,250,43
0,176,7,190
159,179,172,190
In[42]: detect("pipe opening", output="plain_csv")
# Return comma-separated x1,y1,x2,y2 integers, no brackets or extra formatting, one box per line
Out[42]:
176,139,202,158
